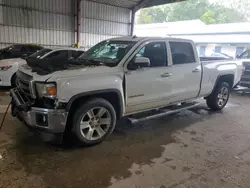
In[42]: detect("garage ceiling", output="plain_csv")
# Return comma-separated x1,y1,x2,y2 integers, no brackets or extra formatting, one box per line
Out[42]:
88,0,186,10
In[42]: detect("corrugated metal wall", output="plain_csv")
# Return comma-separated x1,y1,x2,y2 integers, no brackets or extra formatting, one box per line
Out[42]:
0,0,132,50
0,0,75,49
80,1,131,50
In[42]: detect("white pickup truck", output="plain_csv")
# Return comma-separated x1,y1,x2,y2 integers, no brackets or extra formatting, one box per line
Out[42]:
10,37,242,146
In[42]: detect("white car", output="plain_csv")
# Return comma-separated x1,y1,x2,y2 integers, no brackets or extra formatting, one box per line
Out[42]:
0,48,84,87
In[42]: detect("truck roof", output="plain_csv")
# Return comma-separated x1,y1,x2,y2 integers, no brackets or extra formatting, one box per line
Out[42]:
110,36,194,43
48,47,85,51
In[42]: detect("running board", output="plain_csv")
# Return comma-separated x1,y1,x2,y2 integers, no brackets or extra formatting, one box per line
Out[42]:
127,102,201,124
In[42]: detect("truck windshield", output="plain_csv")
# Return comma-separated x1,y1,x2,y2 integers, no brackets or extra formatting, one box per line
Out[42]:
79,40,136,66
29,48,52,59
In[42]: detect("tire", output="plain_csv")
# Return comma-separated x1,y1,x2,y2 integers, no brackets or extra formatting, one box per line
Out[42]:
72,98,116,146
11,74,18,87
206,81,230,111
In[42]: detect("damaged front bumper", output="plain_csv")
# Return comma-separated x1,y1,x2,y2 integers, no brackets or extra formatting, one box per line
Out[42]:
10,88,68,133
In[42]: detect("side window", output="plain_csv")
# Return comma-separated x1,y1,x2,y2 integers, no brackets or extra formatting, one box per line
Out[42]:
199,46,206,57
134,42,167,67
20,46,31,52
29,46,42,53
11,45,23,52
45,50,68,59
239,50,250,59
236,47,244,57
170,42,195,65
214,46,222,53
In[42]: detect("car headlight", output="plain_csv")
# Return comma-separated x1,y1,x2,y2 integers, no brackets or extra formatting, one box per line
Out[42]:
35,83,57,98
0,66,12,71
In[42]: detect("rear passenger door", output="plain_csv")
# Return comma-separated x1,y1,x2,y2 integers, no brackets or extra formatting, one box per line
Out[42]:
167,41,202,103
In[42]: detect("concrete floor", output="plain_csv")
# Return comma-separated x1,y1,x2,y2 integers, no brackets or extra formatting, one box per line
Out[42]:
0,90,250,188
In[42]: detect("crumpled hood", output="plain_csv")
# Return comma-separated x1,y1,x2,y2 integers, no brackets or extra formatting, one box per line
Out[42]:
18,64,121,82
0,58,26,67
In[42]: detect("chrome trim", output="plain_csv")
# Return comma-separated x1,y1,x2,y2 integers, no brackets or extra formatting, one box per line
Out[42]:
10,89,22,106
15,107,68,133
30,80,36,99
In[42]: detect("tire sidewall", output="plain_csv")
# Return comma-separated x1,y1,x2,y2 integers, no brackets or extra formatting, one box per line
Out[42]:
73,99,116,146
213,82,230,110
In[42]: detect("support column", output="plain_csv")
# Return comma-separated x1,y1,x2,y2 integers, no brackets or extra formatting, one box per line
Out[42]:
76,0,81,48
130,9,136,36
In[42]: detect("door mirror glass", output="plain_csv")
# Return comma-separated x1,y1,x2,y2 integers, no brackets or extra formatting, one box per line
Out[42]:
134,57,150,68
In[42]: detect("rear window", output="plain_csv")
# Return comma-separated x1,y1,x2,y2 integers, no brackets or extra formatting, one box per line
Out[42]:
170,42,195,65
29,49,52,58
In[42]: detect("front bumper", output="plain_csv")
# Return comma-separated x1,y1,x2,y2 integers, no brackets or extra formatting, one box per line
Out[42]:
10,88,68,133
239,81,250,88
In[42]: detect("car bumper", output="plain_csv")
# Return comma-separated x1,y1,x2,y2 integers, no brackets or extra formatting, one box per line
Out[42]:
10,88,68,133
0,70,13,86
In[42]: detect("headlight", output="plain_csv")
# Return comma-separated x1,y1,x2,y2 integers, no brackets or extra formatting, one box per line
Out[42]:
35,83,57,98
0,66,12,71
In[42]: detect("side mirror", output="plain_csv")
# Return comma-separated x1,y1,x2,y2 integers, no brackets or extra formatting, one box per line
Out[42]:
134,57,150,68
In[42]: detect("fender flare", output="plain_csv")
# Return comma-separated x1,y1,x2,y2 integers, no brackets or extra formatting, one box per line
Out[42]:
207,74,234,97
66,89,124,118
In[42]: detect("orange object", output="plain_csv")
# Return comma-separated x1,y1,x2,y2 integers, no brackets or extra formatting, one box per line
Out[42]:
47,86,57,96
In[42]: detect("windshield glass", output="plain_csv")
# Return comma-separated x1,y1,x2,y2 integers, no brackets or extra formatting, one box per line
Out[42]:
238,50,250,59
79,40,136,66
29,48,52,59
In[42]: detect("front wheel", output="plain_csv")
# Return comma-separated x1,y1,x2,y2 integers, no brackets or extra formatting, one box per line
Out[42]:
206,82,230,111
73,98,116,146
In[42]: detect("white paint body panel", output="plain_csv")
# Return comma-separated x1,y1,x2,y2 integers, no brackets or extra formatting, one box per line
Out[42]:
17,37,243,116
0,58,26,86
0,48,85,86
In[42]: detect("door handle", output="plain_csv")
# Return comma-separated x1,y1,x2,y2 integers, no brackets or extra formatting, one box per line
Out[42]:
161,73,172,77
192,68,201,73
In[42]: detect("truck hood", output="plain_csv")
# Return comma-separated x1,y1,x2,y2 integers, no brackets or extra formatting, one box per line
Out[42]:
18,64,121,82
0,58,26,66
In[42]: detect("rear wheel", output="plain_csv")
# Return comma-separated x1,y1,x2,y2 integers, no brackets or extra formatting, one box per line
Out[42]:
206,82,230,111
72,98,116,146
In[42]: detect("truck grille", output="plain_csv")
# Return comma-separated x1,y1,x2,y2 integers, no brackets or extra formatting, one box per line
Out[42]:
16,71,33,97
243,61,250,76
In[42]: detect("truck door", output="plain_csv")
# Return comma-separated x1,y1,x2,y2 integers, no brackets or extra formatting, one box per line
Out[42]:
125,41,172,114
167,41,202,103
